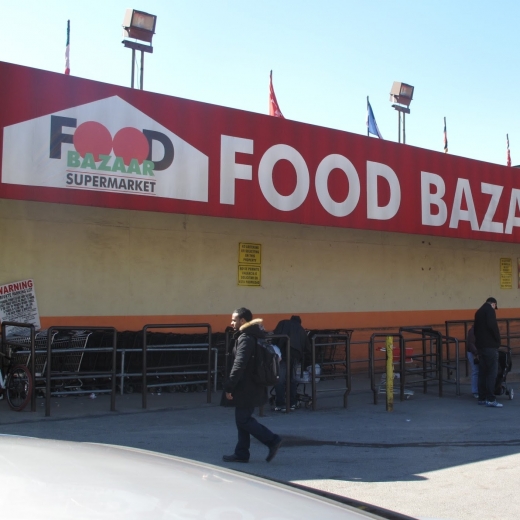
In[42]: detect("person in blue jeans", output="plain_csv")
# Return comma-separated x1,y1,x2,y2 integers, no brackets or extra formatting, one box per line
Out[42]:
466,326,479,398
221,308,282,463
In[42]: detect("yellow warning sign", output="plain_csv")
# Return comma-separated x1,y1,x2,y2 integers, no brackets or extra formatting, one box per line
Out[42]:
238,265,261,286
500,258,513,289
238,243,261,264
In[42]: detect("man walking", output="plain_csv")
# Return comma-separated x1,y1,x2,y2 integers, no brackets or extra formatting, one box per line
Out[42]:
273,315,311,411
474,297,502,407
222,307,282,463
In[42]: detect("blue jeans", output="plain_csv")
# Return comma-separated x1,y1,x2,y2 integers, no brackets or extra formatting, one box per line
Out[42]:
478,348,498,402
467,351,479,394
274,359,298,407
234,407,277,460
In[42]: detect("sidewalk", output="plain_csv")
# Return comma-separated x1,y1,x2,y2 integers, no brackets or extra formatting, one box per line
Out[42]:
1,370,520,519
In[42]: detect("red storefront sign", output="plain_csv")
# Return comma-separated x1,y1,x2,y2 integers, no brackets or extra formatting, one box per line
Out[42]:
1,60,519,243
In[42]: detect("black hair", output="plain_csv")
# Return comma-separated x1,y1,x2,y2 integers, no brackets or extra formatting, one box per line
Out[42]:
233,307,253,322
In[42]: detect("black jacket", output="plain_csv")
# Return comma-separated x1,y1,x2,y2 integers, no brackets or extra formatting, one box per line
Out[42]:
474,303,500,350
222,319,267,408
273,317,310,361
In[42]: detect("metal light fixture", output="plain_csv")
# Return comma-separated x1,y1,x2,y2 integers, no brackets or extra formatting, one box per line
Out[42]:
390,81,414,144
122,9,157,90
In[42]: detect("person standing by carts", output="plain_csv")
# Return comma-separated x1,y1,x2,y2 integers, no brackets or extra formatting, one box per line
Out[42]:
272,315,311,411
474,297,502,408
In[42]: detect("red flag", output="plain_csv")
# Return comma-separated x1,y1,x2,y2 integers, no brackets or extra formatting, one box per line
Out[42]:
269,71,284,118
507,134,511,167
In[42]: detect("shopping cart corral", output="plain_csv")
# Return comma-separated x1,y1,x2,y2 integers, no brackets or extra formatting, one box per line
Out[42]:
1,325,118,416
307,330,354,410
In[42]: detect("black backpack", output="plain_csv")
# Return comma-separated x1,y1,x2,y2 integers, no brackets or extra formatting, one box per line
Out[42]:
251,338,280,386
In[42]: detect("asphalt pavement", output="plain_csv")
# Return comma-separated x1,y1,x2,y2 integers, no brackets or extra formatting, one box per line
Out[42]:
1,370,519,520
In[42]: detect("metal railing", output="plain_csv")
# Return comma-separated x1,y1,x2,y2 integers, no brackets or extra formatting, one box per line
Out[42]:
309,331,353,410
142,323,213,409
399,327,443,397
445,318,520,378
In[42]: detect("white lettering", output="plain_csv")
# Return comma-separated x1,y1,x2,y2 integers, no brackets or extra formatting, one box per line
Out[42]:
421,171,447,227
315,154,360,217
366,161,401,220
220,135,253,205
505,188,520,234
258,144,309,211
480,183,504,234
449,178,479,230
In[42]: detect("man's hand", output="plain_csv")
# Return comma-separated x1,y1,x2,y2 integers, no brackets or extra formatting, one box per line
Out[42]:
226,392,233,400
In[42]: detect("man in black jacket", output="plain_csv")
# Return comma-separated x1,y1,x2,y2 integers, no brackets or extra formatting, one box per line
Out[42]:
474,297,502,407
222,308,282,463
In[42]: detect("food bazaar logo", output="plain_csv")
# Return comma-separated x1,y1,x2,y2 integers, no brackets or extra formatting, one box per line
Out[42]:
49,115,174,176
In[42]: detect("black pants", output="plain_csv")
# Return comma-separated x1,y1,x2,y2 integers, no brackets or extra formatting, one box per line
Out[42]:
478,348,498,402
234,406,277,460
274,359,298,406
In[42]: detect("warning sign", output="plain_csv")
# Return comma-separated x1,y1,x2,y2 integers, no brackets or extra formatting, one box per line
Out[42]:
238,265,261,287
500,258,513,289
238,243,261,264
0,279,41,331
238,243,262,287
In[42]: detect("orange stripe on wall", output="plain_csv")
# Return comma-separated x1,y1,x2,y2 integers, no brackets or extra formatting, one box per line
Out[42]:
40,308,520,334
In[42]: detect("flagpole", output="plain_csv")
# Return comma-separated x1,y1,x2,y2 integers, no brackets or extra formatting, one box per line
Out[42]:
367,97,369,137
65,20,70,75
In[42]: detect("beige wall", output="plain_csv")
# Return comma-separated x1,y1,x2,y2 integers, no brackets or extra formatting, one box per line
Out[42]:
1,198,519,331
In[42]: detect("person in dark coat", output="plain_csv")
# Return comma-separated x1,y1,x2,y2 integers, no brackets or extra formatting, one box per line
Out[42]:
474,297,502,407
222,308,282,463
272,315,311,411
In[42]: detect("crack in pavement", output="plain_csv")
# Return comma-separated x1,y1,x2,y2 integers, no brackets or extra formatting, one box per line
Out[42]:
281,436,520,448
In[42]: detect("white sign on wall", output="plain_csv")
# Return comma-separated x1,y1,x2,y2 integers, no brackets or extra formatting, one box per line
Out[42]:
0,279,41,332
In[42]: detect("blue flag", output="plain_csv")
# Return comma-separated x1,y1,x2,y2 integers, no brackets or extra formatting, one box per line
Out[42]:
366,101,383,139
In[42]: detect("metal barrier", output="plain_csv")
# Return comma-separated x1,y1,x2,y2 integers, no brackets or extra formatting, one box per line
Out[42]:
446,318,520,379
45,326,117,417
267,334,291,414
399,326,449,397
142,323,213,409
309,331,353,410
1,321,36,412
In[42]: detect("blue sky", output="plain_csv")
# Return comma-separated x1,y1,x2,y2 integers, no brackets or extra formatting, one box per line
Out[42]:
1,1,518,166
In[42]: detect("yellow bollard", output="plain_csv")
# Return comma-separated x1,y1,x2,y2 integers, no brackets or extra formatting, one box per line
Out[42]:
386,336,393,412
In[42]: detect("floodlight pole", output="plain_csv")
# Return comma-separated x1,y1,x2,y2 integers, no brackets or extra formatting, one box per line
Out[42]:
123,40,153,90
140,50,144,90
130,48,135,89
392,104,410,145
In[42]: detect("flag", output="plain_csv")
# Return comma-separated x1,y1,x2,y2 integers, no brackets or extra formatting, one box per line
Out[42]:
507,134,512,167
366,98,383,139
65,20,70,75
269,71,284,118
443,117,448,153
